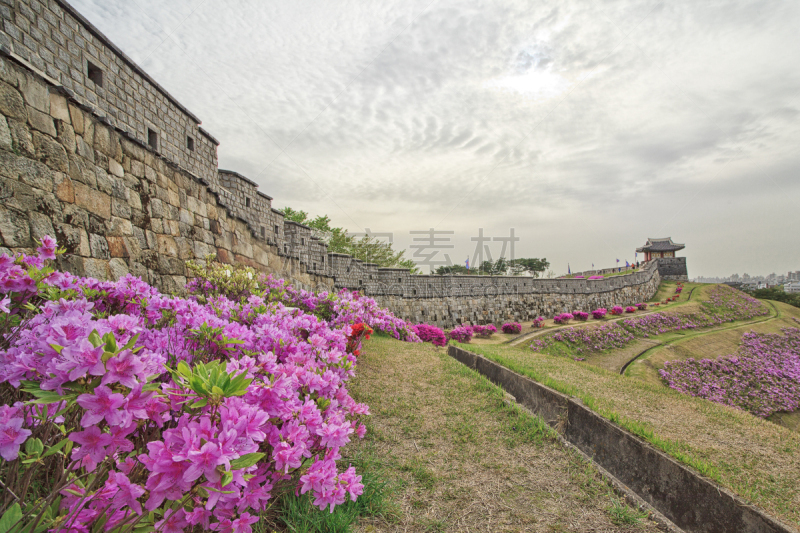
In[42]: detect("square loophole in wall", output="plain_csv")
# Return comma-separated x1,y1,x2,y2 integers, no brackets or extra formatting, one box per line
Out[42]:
87,61,103,87
187,135,194,151
147,128,158,151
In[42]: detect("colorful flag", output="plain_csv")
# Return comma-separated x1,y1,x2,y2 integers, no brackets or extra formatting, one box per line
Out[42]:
465,257,469,270
616,258,619,263
568,264,571,274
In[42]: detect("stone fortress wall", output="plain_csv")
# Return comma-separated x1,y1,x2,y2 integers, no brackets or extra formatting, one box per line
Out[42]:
0,0,683,327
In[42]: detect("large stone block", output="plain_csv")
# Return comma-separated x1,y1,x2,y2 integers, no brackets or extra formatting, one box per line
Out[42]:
73,181,111,219
108,258,129,280
29,211,55,240
83,258,111,280
49,93,70,122
105,216,133,236
69,104,84,134
17,72,49,113
157,234,177,256
0,116,11,150
7,118,34,156
0,80,27,121
0,205,32,247
33,131,69,172
27,106,57,136
56,120,76,153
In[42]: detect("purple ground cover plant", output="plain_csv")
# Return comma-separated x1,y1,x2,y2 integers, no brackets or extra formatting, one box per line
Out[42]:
0,238,423,532
660,328,800,418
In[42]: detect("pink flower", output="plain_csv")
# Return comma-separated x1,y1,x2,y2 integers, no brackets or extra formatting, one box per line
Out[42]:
102,350,146,388
185,442,224,482
36,235,57,260
76,386,127,427
70,426,113,463
0,416,32,461
0,297,10,314
106,471,146,515
155,509,188,533
55,339,106,381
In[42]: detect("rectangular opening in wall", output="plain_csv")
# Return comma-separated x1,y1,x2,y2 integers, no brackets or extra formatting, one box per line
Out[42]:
274,225,279,235
246,197,251,207
260,226,265,238
87,61,103,87
147,128,158,151
187,136,194,151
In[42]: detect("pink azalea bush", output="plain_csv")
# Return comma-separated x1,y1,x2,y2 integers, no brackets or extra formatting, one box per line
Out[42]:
572,311,589,321
532,317,545,328
625,306,636,313
553,313,574,325
636,303,648,311
660,328,800,418
413,324,447,347
0,238,421,533
588,275,604,280
501,322,522,335
472,324,497,338
447,326,474,344
610,306,624,316
592,308,608,319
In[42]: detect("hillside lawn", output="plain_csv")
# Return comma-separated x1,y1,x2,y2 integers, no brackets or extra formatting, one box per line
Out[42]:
340,335,661,532
462,286,800,528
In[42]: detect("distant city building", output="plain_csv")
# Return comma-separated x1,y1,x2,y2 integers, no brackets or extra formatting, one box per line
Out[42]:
636,237,685,261
785,282,800,294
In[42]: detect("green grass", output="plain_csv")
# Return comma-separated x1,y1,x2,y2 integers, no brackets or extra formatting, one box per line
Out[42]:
608,496,649,525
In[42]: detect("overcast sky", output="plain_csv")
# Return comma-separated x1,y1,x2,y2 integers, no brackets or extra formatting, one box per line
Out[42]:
73,0,800,277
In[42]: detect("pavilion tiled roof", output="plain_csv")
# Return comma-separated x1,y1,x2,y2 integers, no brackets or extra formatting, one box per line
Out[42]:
636,237,685,253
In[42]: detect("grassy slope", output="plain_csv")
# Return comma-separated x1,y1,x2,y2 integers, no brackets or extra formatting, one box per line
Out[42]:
464,285,800,528
343,335,660,532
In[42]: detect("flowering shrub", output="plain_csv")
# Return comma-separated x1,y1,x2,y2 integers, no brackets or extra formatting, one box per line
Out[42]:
625,306,636,313
532,317,545,328
530,323,634,353
573,311,589,321
660,328,800,418
553,313,574,325
413,324,447,347
0,238,423,533
637,303,648,311
501,322,522,334
447,326,474,343
588,275,604,280
472,324,497,338
187,259,420,343
591,308,608,319
610,306,624,316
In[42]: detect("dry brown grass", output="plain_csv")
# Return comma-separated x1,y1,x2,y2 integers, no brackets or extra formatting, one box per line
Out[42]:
345,335,661,532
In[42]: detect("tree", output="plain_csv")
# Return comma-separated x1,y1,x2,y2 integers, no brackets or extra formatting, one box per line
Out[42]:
435,265,470,275
509,258,550,277
280,207,418,272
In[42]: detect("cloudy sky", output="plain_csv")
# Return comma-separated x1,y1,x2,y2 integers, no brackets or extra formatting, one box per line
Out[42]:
73,0,800,277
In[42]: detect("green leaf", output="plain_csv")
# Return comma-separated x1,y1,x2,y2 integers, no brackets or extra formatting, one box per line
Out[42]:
102,332,118,354
42,438,70,458
189,399,207,409
211,386,224,395
88,330,102,348
25,438,43,456
204,486,235,494
0,503,23,533
229,453,264,470
221,471,233,487
48,344,64,354
176,361,191,379
121,332,141,352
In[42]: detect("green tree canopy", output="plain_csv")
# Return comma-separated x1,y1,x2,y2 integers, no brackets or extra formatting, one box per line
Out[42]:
280,207,418,272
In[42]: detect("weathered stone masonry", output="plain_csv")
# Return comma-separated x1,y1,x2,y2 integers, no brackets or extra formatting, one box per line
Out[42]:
0,0,676,327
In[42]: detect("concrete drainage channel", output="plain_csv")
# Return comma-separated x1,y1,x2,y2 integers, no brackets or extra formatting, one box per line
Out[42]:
448,345,798,533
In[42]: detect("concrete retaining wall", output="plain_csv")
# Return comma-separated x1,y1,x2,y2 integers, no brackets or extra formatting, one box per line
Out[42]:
448,346,797,533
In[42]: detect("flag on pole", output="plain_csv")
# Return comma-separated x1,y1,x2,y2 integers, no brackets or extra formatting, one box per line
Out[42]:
465,257,469,270
626,260,629,267
568,264,571,274
592,263,594,268
616,258,619,263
